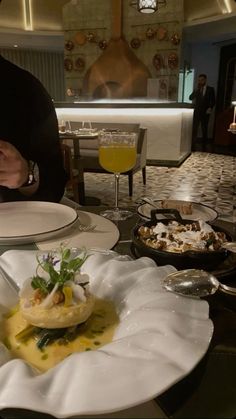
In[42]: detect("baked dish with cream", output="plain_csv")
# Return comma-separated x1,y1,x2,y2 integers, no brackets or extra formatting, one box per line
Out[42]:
137,219,227,253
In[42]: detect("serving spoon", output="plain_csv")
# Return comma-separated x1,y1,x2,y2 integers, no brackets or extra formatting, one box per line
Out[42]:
162,269,236,298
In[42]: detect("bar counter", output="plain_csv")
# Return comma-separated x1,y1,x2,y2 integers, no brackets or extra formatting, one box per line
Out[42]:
55,101,193,167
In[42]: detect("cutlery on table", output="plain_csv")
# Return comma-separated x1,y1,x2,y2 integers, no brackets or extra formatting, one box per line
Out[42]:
162,269,236,298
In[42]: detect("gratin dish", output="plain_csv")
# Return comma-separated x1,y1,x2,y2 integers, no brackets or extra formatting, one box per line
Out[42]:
132,209,232,271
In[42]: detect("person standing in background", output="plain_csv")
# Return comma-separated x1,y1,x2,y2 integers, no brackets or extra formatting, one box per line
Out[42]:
189,74,216,151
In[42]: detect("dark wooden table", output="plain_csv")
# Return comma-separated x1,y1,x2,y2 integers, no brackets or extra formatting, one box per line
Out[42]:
0,208,236,419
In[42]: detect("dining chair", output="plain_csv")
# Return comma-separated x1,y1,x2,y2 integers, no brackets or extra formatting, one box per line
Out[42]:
61,143,80,203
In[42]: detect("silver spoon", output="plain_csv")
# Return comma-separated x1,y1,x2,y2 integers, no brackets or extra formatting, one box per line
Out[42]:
162,269,236,298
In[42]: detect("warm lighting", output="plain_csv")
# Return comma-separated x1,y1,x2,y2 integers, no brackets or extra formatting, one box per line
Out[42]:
23,0,33,31
217,0,232,14
130,0,166,13
138,0,158,13
228,104,236,134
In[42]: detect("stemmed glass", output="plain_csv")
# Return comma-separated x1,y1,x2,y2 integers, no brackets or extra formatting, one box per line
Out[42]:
98,131,137,220
58,119,71,133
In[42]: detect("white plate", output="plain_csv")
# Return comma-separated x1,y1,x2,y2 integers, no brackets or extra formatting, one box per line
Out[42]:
37,210,120,251
0,250,213,418
0,201,78,244
137,200,218,222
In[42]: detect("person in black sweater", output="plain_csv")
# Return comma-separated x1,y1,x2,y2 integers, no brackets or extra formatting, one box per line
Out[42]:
189,73,216,151
0,55,67,202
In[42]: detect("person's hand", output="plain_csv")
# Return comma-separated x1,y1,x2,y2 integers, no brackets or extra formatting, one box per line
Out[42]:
0,140,29,189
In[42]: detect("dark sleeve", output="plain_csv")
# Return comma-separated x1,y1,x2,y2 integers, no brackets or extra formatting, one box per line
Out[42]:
21,72,67,202
27,109,68,202
0,59,67,203
209,87,216,108
189,90,196,101
1,86,67,203
1,109,67,203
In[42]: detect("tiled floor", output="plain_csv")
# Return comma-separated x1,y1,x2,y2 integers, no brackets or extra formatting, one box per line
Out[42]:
74,152,236,223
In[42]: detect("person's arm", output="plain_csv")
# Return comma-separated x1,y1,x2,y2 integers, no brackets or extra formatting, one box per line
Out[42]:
26,109,67,202
0,140,30,189
0,110,67,203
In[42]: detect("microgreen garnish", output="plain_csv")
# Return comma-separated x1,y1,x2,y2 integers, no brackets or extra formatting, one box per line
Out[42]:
31,246,88,295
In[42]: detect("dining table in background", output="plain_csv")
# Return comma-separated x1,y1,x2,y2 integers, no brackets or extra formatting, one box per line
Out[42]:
0,205,235,419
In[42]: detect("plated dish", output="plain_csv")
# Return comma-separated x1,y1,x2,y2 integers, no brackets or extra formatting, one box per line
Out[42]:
0,202,78,245
132,209,231,271
0,248,213,417
137,199,218,222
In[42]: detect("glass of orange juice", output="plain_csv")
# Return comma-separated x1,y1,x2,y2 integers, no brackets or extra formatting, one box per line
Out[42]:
99,131,137,220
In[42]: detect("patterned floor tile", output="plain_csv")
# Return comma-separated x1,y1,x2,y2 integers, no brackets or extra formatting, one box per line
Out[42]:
68,152,236,223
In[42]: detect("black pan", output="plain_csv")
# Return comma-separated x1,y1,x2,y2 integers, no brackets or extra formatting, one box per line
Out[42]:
132,209,232,271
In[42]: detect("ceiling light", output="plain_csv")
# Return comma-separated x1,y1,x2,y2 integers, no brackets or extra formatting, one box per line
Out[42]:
23,0,33,31
130,0,166,13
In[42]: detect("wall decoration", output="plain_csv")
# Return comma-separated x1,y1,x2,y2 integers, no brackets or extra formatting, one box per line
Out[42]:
153,53,164,71
171,33,180,45
67,87,75,97
65,40,74,51
157,26,168,41
98,40,108,50
74,31,87,46
74,57,86,72
158,77,169,99
87,32,96,43
64,58,73,71
130,38,141,49
66,87,81,97
168,52,178,69
63,1,183,101
146,28,156,39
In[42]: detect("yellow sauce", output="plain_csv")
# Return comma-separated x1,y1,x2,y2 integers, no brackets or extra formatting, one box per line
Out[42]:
1,298,119,373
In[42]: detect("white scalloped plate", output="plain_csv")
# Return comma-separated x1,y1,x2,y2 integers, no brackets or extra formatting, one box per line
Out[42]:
0,250,213,417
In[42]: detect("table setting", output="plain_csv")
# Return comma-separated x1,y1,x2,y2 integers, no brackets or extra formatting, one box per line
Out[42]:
0,197,235,418
58,120,99,139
